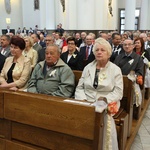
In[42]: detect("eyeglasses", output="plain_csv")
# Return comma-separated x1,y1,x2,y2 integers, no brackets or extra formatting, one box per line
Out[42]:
123,44,134,47
68,42,75,45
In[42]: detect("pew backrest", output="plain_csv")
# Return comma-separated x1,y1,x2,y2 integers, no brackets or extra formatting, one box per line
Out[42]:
0,90,105,150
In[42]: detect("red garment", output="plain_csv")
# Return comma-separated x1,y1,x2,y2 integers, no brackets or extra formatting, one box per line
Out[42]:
86,46,89,60
136,51,141,55
62,38,67,48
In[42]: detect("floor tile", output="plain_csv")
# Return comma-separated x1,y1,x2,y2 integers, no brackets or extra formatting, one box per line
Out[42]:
131,104,150,150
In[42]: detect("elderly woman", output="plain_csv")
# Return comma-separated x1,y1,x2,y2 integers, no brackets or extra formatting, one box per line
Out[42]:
0,36,31,91
134,37,145,55
75,38,123,150
22,36,38,69
60,37,83,70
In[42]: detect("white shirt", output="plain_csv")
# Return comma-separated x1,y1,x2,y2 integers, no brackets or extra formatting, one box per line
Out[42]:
1,48,7,55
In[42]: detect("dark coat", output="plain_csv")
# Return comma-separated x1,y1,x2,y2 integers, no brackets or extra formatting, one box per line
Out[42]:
60,49,84,71
110,44,124,62
114,51,144,76
79,45,95,68
0,53,6,73
38,47,46,63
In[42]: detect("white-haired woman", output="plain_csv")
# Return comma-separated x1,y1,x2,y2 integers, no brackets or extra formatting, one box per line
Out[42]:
75,38,123,150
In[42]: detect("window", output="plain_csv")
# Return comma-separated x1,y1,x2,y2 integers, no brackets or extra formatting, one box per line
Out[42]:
119,9,140,34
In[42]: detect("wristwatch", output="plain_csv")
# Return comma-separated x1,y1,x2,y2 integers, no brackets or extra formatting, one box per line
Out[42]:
5,0,11,14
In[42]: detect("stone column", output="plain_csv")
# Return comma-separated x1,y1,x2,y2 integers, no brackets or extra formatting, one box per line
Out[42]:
125,0,136,30
148,1,150,30
139,0,149,30
65,0,77,29
94,0,105,30
76,0,95,29
39,0,55,30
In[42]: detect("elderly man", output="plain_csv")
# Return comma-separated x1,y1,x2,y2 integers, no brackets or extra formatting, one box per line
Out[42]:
38,34,55,62
114,39,144,76
79,35,95,68
27,44,75,97
139,33,150,49
99,32,108,40
0,35,11,57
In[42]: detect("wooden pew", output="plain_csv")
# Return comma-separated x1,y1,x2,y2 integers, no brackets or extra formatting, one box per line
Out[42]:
145,88,150,100
0,90,105,150
0,91,4,118
73,70,82,87
120,76,134,137
73,71,136,150
0,138,42,150
0,91,11,141
0,70,148,150
133,65,147,120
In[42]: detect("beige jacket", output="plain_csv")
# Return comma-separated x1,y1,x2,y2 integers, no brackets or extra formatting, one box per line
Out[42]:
22,47,38,68
0,55,31,90
75,60,123,107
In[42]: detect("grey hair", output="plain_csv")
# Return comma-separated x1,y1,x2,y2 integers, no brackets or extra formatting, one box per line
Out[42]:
46,34,55,42
93,38,112,57
46,44,61,54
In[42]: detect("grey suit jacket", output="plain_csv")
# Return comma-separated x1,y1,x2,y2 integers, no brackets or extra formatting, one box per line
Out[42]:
0,46,11,57
33,43,42,52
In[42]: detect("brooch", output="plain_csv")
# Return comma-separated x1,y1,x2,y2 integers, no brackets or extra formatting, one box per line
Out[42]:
98,72,107,82
49,69,56,77
72,54,77,58
128,59,134,65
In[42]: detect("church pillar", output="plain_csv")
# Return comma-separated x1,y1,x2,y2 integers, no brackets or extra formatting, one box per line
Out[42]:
65,0,77,29
148,1,150,30
94,0,105,30
139,0,149,30
124,0,136,30
76,0,95,29
40,0,55,30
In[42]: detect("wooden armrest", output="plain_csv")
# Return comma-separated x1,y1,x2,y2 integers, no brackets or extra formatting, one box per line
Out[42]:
113,108,124,119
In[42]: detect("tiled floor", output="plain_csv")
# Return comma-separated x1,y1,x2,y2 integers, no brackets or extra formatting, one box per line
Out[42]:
130,105,150,150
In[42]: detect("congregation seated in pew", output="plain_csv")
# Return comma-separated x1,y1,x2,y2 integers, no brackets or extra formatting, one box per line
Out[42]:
0,36,32,91
27,44,75,97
